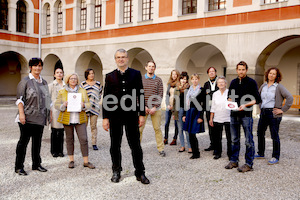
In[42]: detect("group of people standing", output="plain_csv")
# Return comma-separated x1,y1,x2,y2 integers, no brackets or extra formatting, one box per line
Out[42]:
14,58,103,175
14,49,294,184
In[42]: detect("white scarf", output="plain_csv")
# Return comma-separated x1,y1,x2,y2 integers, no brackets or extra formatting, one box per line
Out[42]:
186,84,201,109
208,77,218,92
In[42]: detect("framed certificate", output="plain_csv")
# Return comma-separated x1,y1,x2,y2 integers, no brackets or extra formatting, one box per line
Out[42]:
67,93,82,112
225,101,238,110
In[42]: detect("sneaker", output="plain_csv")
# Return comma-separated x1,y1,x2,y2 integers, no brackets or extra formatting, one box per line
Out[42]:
268,157,279,165
159,151,166,157
237,164,253,173
225,161,238,169
254,154,265,159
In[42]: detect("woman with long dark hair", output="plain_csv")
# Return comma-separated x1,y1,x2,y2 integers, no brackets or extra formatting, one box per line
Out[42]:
49,66,65,157
173,72,192,153
164,69,180,145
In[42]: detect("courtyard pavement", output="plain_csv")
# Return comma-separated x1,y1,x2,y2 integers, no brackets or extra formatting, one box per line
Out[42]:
0,105,300,199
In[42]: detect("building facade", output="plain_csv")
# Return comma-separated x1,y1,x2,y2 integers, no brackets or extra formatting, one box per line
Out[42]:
1,0,300,109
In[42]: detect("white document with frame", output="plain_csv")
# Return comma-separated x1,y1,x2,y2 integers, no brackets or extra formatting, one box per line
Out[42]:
67,93,82,112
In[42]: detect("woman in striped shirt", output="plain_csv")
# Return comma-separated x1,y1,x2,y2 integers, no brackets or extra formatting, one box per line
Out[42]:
80,69,103,150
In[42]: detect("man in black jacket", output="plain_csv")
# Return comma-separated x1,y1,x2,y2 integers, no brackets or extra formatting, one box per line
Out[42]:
102,49,149,184
203,67,219,152
225,61,261,173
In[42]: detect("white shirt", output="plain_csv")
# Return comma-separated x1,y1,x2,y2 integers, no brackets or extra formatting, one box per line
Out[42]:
210,89,231,123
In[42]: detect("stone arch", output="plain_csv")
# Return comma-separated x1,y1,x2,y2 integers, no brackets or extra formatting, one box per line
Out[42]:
127,47,154,76
176,42,227,85
75,51,103,84
256,35,300,95
0,51,27,95
43,54,64,83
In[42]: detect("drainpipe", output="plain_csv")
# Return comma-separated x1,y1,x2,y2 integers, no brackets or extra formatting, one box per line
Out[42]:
38,0,42,58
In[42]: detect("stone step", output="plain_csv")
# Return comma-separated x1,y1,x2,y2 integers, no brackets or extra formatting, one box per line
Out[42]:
0,96,16,106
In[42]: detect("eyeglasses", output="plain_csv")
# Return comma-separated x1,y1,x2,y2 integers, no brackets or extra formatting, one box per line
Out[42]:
69,78,77,80
115,56,127,60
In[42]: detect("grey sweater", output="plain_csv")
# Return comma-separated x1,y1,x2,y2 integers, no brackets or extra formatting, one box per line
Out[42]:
259,83,293,117
16,76,50,126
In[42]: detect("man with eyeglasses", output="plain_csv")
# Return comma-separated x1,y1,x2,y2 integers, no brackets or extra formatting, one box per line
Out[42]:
102,49,150,184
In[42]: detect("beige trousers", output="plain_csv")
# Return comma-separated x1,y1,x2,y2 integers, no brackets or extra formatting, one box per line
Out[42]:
87,114,98,145
139,109,164,152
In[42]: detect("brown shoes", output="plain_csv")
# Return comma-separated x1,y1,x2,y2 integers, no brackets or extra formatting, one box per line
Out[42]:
83,162,95,169
237,164,253,173
170,139,177,145
225,161,238,169
68,161,75,168
164,139,168,144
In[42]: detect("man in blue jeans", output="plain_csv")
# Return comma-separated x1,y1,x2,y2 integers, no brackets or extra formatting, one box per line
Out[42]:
225,61,261,173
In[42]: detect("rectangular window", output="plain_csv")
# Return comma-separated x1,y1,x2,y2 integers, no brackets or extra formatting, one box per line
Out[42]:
0,0,8,30
46,6,51,34
80,0,87,30
142,0,153,21
95,0,102,28
208,0,226,11
123,0,133,23
182,0,197,15
57,2,63,33
17,1,26,33
264,0,286,3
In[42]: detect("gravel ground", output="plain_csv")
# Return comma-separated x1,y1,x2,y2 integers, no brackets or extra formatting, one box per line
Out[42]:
0,106,300,200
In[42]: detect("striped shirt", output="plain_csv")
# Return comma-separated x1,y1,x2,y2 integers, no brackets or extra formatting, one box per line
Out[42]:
142,74,163,108
80,81,103,115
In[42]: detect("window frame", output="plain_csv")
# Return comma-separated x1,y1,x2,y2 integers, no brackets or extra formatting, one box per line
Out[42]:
0,0,8,30
94,0,102,28
208,0,226,11
57,1,63,33
263,0,287,4
142,0,153,21
16,0,27,33
80,0,87,30
46,5,51,35
123,0,133,24
182,0,197,15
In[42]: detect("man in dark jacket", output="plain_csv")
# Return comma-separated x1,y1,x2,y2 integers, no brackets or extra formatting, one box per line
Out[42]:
203,67,219,152
225,61,261,173
102,49,149,184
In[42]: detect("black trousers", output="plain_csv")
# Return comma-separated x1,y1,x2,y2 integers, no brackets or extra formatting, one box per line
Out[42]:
15,123,44,170
206,111,214,148
189,133,200,157
51,128,64,155
212,122,232,158
109,115,145,176
257,109,282,160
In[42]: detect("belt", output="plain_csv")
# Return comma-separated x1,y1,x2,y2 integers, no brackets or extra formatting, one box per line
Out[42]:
261,108,273,111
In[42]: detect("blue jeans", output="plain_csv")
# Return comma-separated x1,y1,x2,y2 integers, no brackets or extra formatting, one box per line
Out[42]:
164,109,178,140
178,108,191,148
257,108,282,160
230,116,255,167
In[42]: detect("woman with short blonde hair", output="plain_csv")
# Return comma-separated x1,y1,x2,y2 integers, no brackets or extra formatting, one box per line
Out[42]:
55,73,95,169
